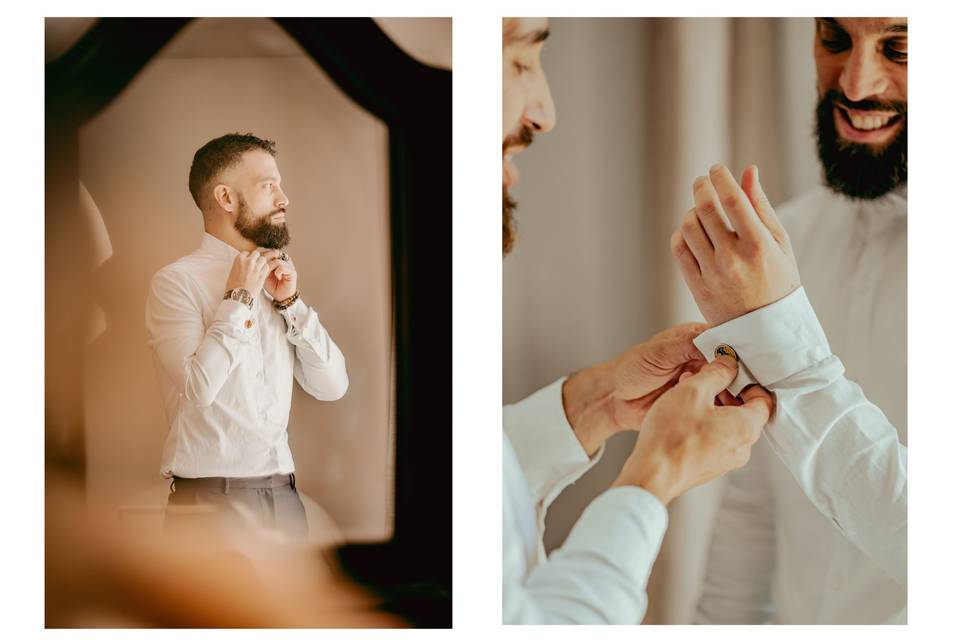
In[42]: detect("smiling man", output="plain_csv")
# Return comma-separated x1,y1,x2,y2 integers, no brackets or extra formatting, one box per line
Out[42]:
501,18,776,624
684,18,908,624
146,133,349,541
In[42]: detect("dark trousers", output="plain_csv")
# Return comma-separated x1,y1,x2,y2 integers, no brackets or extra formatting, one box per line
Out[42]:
165,473,308,541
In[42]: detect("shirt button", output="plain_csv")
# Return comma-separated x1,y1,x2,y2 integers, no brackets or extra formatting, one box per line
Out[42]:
245,319,254,329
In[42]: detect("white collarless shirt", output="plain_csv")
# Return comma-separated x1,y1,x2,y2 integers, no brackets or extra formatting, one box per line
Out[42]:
503,379,668,624
693,186,907,624
145,232,349,478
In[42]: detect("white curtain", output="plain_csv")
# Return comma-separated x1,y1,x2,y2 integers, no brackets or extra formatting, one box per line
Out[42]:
503,17,819,624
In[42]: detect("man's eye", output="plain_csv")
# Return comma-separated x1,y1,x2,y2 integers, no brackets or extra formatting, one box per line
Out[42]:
884,41,907,63
820,34,850,53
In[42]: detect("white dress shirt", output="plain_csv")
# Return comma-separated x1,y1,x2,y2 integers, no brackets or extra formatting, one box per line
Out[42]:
503,379,668,624
693,186,907,624
145,232,349,478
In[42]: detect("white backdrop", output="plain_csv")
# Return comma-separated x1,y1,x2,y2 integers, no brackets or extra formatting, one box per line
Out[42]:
503,17,820,624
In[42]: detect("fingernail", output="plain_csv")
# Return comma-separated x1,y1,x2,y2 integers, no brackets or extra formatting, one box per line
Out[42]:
716,355,738,370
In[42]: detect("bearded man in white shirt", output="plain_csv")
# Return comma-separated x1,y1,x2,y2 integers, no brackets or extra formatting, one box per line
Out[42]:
668,18,907,624
502,18,777,624
146,133,349,541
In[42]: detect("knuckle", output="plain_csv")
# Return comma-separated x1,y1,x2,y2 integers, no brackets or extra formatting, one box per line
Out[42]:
721,194,739,212
697,200,718,217
670,231,686,255
739,237,762,258
716,249,739,271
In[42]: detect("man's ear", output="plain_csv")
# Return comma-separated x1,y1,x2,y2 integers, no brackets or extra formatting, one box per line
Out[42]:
213,184,236,214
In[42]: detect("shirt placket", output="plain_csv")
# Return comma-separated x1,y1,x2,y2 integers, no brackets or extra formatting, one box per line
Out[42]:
846,206,876,376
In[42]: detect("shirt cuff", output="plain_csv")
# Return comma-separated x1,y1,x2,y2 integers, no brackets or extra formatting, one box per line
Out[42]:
503,378,600,502
278,297,309,333
692,287,832,395
214,298,256,338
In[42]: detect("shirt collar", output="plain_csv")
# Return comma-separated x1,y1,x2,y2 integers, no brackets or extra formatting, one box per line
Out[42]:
866,182,907,219
198,232,241,262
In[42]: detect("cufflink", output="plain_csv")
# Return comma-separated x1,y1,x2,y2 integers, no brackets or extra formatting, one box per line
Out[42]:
715,344,738,361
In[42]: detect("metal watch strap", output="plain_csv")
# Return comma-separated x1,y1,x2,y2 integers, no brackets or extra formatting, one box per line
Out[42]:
224,288,254,310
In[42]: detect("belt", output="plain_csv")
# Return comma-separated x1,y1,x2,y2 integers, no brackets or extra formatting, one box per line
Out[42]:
170,473,296,492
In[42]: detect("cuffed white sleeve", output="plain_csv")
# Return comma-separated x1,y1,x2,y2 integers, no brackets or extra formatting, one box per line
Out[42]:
145,269,255,407
504,483,667,624
278,297,349,401
503,378,605,535
693,287,907,587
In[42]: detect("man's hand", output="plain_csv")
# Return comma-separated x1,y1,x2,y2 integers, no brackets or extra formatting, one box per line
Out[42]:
613,356,773,505
562,323,707,456
224,250,276,297
671,164,801,326
260,249,298,301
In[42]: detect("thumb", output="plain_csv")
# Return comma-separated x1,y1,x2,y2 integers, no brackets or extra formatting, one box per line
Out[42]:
684,355,739,398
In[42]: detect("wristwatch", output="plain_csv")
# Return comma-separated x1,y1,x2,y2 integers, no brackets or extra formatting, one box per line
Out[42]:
224,288,254,310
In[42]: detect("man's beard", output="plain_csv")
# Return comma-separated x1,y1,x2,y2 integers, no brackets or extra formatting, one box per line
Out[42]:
502,126,534,256
503,185,517,255
235,196,290,249
815,88,907,200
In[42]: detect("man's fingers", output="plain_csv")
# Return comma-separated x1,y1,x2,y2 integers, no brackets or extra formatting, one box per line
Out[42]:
693,175,737,248
722,386,774,442
740,384,775,419
679,207,714,266
683,355,739,398
717,389,741,406
740,165,788,243
708,164,765,242
671,229,702,283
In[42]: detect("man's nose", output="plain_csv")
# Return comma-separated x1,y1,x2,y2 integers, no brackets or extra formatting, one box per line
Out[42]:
839,44,890,103
275,188,289,209
522,75,556,134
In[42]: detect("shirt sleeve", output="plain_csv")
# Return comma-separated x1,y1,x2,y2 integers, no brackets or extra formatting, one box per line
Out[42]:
503,378,605,535
145,269,256,407
694,450,777,624
503,484,668,624
277,297,349,401
693,287,907,587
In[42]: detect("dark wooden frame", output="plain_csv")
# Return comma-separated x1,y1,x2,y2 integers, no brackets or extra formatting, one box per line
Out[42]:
45,17,451,626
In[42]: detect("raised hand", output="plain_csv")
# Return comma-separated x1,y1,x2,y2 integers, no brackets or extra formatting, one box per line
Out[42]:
671,164,801,326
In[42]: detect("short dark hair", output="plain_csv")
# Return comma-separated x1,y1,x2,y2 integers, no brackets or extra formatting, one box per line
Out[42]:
188,133,277,210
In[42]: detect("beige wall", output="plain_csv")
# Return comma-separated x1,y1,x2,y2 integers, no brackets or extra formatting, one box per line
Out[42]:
503,17,819,622
75,18,403,542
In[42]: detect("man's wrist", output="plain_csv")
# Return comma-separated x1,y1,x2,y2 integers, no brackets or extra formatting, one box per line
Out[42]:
273,290,300,311
561,361,619,457
223,288,254,310
612,455,675,506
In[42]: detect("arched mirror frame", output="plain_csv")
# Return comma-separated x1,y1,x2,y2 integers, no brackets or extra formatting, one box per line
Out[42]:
46,17,451,625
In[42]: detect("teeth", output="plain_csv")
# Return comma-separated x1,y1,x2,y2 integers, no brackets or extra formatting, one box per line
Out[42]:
848,111,895,131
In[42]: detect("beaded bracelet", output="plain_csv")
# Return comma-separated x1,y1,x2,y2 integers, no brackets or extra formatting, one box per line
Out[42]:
273,290,301,311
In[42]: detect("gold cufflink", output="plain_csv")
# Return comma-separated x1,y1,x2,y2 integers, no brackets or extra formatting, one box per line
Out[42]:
715,344,738,361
